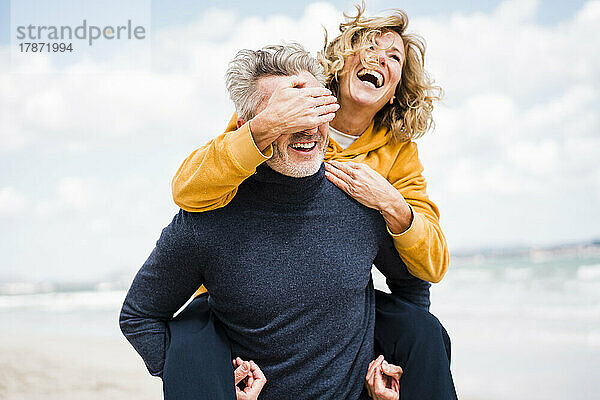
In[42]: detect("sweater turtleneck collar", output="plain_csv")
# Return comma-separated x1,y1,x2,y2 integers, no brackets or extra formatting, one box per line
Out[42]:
249,163,326,204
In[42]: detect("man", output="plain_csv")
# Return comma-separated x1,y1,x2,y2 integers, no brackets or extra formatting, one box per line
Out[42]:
120,44,450,400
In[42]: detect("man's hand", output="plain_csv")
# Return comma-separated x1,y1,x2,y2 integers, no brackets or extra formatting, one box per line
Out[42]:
249,74,339,151
365,355,402,400
233,357,267,400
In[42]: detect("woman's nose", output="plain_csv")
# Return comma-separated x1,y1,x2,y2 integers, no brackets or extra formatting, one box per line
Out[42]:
378,54,386,67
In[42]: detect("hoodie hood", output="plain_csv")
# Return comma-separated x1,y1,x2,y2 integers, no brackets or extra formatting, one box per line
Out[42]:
326,121,392,160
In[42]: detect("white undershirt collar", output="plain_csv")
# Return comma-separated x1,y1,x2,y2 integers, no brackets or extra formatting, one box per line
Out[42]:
328,126,360,150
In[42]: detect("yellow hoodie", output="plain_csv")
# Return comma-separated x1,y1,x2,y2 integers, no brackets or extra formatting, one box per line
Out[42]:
173,114,449,284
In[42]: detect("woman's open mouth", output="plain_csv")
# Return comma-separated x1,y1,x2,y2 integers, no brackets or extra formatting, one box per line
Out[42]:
357,69,384,89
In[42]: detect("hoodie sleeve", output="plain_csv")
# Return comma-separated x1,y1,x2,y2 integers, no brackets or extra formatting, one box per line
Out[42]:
171,113,272,212
385,141,450,283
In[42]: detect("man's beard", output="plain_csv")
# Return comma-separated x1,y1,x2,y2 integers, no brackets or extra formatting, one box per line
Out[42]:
266,132,328,178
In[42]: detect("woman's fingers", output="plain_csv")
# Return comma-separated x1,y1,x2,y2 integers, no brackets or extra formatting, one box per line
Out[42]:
325,161,355,181
316,103,340,117
329,160,379,180
325,169,352,194
328,159,360,172
315,111,337,125
326,161,372,189
311,93,337,106
295,85,332,98
326,159,402,213
326,160,352,176
324,163,352,187
325,162,370,204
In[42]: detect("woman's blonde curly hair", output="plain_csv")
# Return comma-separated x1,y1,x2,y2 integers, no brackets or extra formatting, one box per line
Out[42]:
319,3,442,141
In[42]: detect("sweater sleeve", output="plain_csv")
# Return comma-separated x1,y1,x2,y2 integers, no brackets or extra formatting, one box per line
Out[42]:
385,142,449,283
119,211,205,377
172,113,273,212
374,224,431,310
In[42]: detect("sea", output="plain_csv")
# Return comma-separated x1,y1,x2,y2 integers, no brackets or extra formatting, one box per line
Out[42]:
2,243,600,400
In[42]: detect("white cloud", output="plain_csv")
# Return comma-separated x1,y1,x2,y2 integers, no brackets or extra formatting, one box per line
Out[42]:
522,85,597,136
577,0,600,22
494,0,540,22
89,217,111,233
506,139,559,175
31,177,97,218
0,187,28,217
34,201,53,218
58,177,94,210
414,1,600,101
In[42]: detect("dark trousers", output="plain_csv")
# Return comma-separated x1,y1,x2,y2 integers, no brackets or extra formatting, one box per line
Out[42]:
163,295,236,400
164,291,457,400
373,291,457,400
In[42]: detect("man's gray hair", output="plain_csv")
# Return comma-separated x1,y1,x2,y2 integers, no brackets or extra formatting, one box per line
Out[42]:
225,43,326,120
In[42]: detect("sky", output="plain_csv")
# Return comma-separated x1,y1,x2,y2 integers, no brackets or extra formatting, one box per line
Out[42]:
0,0,599,282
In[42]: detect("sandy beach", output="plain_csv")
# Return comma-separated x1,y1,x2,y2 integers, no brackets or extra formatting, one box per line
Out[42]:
2,251,600,400
0,334,161,400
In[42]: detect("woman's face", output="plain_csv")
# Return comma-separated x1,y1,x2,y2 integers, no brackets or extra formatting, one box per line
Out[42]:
338,30,405,114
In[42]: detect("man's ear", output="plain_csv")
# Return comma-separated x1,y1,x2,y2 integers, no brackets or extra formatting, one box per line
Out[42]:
237,118,246,129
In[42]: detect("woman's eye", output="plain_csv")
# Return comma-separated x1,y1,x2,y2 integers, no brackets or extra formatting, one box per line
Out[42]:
391,55,401,62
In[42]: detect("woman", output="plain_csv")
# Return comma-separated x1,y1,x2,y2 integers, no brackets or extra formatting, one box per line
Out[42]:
173,6,447,284
168,5,453,399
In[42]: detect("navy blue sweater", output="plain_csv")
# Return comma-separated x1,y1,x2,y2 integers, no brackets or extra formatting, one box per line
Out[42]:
120,164,430,400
